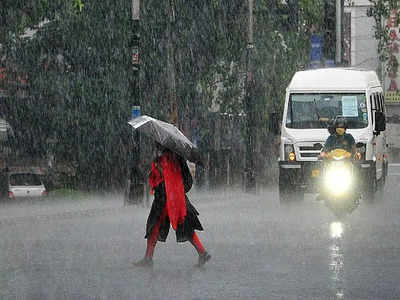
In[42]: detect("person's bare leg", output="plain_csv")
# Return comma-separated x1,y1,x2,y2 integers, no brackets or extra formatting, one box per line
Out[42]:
134,208,167,267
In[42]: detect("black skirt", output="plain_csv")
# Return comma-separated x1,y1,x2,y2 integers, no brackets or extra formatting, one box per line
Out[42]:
145,182,204,243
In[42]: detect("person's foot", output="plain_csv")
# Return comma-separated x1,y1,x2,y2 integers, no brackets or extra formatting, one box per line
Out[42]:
133,257,153,268
196,252,211,267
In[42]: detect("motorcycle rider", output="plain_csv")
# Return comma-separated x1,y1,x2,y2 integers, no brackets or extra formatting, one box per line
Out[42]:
318,116,359,212
320,116,356,159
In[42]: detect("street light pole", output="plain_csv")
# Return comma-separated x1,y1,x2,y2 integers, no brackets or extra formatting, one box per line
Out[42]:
125,0,143,205
245,0,256,193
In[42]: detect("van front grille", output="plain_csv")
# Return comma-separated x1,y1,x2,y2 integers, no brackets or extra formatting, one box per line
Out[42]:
300,152,320,157
299,144,323,151
298,143,323,159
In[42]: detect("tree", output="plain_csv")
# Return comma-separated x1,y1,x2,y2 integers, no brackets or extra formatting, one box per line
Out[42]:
4,0,134,190
367,0,400,63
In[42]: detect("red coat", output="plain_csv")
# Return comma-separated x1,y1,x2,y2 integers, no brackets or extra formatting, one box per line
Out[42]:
149,151,186,230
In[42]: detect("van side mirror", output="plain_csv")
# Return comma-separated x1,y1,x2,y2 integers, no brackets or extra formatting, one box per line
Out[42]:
374,111,386,132
269,112,281,135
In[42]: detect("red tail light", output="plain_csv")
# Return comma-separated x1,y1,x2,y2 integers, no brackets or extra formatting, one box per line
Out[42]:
41,191,47,196
8,191,14,198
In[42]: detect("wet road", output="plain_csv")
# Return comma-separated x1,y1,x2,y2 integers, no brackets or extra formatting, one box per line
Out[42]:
0,166,399,300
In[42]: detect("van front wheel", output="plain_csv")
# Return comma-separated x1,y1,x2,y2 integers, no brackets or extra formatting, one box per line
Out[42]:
363,170,377,204
279,184,304,203
279,184,293,203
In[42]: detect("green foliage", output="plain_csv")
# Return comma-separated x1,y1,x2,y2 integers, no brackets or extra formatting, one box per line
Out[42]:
48,188,89,199
73,0,84,13
0,0,65,45
2,0,323,189
367,0,400,62
4,0,134,190
300,0,325,30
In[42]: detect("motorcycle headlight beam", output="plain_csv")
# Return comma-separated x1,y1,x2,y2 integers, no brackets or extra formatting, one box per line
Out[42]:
324,164,352,196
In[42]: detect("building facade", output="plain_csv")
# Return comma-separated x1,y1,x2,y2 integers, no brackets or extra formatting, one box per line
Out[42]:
345,0,400,161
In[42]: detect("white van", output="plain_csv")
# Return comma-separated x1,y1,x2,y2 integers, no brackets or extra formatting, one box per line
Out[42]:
278,68,388,203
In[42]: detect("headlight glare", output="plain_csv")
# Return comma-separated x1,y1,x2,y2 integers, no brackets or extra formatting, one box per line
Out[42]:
324,164,352,196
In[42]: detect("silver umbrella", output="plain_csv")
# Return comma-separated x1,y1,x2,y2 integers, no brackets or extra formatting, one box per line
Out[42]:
128,115,202,165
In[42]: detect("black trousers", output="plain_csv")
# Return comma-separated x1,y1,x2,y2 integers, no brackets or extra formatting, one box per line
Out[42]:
145,183,203,243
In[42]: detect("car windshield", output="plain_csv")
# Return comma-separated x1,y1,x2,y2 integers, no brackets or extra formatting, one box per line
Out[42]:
9,173,42,186
286,93,368,129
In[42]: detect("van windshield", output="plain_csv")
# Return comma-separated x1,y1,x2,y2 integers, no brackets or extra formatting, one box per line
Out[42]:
286,93,368,129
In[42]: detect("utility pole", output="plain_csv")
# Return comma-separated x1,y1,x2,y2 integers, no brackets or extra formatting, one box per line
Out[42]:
125,0,143,205
335,0,342,65
132,0,140,72
245,0,256,193
167,0,178,125
132,0,139,21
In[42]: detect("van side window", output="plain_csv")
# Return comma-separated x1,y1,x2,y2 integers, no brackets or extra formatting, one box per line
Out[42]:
379,93,385,113
374,93,380,112
370,94,375,124
378,93,382,112
377,94,380,112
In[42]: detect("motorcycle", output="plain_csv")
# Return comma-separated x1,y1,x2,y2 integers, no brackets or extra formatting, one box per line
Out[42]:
319,148,360,218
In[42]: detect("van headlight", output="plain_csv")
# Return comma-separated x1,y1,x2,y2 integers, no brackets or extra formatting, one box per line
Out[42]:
354,152,363,160
284,144,296,161
324,163,352,196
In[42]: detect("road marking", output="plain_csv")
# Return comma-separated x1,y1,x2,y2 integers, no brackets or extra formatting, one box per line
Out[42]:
389,173,400,176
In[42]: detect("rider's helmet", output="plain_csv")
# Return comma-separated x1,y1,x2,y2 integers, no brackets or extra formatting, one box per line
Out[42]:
334,116,348,128
334,116,347,135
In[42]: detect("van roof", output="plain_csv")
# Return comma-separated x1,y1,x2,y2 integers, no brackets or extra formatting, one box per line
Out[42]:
287,68,381,92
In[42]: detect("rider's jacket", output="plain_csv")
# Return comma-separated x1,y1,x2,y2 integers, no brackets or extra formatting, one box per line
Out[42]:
323,133,355,153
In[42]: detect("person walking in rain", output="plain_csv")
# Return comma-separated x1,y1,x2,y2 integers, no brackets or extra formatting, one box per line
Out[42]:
134,143,211,267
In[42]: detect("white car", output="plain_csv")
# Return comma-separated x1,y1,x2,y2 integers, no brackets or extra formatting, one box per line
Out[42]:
8,172,47,198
